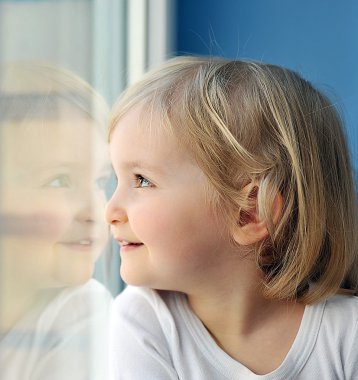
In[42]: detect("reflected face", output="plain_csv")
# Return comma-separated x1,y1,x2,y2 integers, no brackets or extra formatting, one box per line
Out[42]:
0,115,110,288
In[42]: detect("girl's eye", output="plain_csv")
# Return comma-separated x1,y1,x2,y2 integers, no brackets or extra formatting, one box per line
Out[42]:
134,174,153,188
45,175,71,188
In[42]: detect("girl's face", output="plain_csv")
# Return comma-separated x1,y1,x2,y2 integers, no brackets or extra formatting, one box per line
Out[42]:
0,115,110,289
106,106,238,293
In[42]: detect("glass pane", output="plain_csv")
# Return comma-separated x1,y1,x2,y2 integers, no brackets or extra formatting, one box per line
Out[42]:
0,1,118,378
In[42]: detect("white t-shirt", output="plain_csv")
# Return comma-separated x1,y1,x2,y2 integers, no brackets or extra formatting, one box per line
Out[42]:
110,286,358,380
0,279,112,380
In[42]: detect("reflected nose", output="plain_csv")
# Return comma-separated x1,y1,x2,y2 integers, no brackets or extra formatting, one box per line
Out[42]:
76,189,106,224
105,189,128,225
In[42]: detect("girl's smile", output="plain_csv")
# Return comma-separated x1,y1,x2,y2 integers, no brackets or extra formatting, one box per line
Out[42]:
114,237,145,253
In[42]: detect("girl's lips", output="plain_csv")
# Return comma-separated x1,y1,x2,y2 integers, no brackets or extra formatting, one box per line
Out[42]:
113,236,144,252
118,241,144,252
114,236,141,246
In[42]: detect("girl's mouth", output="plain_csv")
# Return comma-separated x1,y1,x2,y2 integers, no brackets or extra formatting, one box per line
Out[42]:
118,240,144,252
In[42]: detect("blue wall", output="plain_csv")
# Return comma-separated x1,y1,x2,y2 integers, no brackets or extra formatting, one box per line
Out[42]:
176,0,358,179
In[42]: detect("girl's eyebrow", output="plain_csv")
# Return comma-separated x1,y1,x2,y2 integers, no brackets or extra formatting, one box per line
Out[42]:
122,160,164,175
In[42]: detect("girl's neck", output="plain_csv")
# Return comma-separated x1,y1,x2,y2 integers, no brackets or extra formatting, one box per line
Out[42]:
186,254,267,332
186,260,305,375
188,288,304,339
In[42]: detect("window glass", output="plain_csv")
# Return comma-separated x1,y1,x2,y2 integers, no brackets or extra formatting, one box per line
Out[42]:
0,1,173,377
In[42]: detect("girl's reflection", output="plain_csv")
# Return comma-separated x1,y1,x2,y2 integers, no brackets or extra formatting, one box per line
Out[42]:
0,62,112,380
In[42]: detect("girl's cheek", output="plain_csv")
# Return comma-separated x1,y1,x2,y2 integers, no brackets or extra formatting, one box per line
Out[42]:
130,205,167,236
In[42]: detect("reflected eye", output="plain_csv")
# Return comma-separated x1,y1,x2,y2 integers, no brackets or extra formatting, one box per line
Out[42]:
134,174,153,188
45,175,71,188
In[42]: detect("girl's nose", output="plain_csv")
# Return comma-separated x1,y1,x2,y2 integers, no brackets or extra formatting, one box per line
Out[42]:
105,190,128,225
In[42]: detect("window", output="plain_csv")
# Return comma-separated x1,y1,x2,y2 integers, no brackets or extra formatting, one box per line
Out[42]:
0,1,174,377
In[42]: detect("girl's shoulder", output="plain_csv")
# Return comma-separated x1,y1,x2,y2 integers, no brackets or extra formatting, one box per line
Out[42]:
112,286,185,342
315,294,358,344
323,294,358,321
111,289,188,379
319,295,358,376
113,286,176,320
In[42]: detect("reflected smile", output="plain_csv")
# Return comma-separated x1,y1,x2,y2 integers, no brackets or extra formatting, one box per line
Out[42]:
59,238,98,251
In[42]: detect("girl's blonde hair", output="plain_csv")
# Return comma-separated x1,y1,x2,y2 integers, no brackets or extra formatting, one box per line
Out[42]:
110,56,358,304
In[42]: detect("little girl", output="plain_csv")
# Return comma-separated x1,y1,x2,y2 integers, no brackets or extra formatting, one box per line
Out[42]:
106,57,358,379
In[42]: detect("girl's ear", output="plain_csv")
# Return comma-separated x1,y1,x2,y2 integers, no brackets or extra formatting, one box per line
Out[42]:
232,184,283,246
